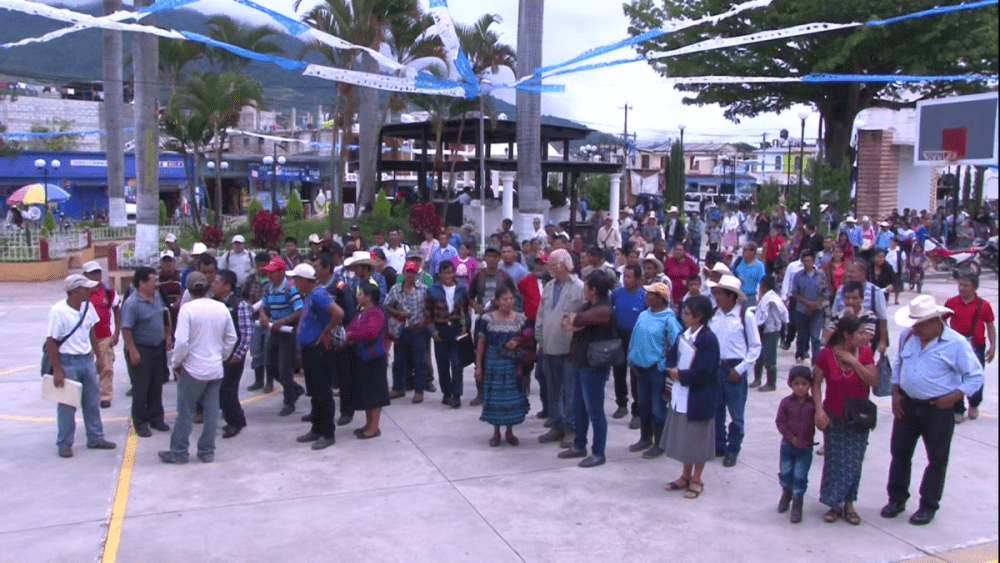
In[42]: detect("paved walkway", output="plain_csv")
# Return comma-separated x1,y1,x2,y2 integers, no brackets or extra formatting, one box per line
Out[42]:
0,264,996,563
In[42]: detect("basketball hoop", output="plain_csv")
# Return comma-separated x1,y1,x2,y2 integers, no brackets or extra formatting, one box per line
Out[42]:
922,150,958,163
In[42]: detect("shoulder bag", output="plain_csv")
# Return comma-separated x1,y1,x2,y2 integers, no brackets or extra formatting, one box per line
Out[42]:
40,302,90,375
838,349,877,431
586,309,625,369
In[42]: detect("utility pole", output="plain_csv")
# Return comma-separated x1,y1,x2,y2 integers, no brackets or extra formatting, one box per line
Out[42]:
620,102,632,205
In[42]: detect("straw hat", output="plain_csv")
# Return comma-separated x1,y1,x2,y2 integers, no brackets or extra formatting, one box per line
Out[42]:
344,250,377,268
642,253,664,273
894,295,953,328
643,282,672,300
707,274,745,300
703,261,732,276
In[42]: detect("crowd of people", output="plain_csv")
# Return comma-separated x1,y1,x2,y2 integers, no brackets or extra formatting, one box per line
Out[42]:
44,200,992,526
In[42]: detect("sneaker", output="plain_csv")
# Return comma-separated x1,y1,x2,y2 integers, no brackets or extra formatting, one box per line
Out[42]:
578,455,606,468
58,445,73,458
197,452,214,463
628,415,641,430
723,452,738,467
158,451,188,464
279,404,296,417
296,431,320,443
312,436,336,450
86,440,117,450
611,406,629,419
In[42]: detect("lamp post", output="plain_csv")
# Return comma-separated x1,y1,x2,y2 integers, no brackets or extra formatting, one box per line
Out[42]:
263,153,286,212
797,110,808,210
34,158,61,211
677,123,686,206
207,160,229,219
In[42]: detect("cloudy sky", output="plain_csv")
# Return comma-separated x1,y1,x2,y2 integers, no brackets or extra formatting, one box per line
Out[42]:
51,0,818,145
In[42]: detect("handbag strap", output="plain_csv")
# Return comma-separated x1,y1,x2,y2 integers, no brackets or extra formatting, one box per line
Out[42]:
965,298,982,339
56,301,90,348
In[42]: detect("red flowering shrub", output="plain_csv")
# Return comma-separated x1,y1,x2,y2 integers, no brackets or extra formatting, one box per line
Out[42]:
409,202,442,238
251,210,284,248
199,224,224,249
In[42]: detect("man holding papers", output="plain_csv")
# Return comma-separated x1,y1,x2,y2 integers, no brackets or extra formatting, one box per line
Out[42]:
46,274,117,458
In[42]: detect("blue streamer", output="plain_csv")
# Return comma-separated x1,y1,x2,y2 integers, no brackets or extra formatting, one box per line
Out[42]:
136,0,200,14
535,27,666,77
413,71,477,97
180,31,307,71
454,48,479,86
509,83,566,93
230,0,310,35
428,0,448,9
543,55,645,79
6,127,134,138
867,0,997,26
802,73,996,83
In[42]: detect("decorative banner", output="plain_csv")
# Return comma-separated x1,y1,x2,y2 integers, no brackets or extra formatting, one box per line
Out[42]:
646,22,858,60
0,0,186,40
867,0,997,26
180,31,307,71
4,127,134,138
428,0,479,88
303,64,467,97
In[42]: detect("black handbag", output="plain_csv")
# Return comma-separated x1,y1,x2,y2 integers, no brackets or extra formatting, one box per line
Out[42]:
836,353,877,431
586,310,625,369
457,332,476,368
41,302,90,376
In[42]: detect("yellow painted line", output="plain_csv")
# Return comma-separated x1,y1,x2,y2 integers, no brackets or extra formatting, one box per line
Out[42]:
0,390,280,424
0,364,34,376
100,427,137,563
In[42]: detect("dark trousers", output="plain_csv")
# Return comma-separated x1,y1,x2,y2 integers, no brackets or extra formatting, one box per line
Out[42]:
127,342,166,429
782,313,797,348
887,394,956,511
434,323,464,399
393,327,428,393
337,347,356,417
220,359,246,429
266,332,300,406
954,343,986,414
612,330,638,413
302,344,335,439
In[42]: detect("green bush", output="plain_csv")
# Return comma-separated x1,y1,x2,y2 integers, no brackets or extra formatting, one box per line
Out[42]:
247,197,263,224
43,208,56,233
158,200,168,226
286,190,304,221
373,189,391,220
545,187,567,209
206,207,216,226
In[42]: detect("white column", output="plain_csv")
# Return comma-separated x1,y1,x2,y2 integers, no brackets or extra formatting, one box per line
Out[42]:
609,173,623,227
501,171,516,221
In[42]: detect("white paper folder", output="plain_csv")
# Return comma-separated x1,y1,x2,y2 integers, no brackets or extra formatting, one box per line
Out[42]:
41,375,82,408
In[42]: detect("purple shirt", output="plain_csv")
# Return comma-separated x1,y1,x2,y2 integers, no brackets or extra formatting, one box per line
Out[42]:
775,394,816,447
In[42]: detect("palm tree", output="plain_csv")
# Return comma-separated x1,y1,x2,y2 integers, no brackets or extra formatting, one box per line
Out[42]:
102,0,126,227
516,0,545,220
160,102,212,228
132,0,159,259
182,71,264,226
205,16,285,73
297,0,420,212
157,38,205,101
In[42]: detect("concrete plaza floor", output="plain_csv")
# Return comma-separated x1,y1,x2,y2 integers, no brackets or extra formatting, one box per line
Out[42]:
0,264,997,563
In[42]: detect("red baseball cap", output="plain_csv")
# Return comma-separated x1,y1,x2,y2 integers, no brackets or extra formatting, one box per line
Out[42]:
535,252,549,264
261,257,286,273
403,261,420,273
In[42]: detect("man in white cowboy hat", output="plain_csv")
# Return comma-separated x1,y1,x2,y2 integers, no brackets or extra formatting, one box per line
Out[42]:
218,234,253,287
180,242,208,289
707,274,761,468
641,253,670,289
345,250,387,303
665,206,684,248
881,295,983,526
842,215,863,249
875,220,894,251
164,232,188,265
641,212,664,254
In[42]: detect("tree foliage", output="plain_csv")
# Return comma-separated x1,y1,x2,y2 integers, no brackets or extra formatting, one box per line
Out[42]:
961,165,973,211
580,174,611,213
623,0,998,168
205,16,285,73
664,140,686,210
158,199,168,225
373,188,391,219
247,197,264,224
285,189,305,221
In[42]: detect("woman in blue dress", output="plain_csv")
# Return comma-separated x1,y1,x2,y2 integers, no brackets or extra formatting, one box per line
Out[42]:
475,286,529,447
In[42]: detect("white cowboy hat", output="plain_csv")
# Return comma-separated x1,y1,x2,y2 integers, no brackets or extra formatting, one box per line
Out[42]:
801,202,810,210
710,262,732,275
845,216,856,223
895,295,953,328
668,206,679,213
344,250,376,268
707,274,745,300
642,253,663,273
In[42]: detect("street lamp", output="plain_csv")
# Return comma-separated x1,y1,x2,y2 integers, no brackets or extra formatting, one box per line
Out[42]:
34,158,61,211
263,154,286,212
797,110,809,211
677,123,686,204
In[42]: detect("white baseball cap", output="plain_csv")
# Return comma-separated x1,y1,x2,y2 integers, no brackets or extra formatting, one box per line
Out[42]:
164,233,177,243
64,274,99,292
286,263,316,280
308,233,322,244
191,242,208,255
231,234,245,244
160,249,175,260
81,260,102,273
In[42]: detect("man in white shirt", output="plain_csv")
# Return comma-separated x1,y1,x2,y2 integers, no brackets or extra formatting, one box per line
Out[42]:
707,274,761,468
47,274,117,458
218,234,254,287
383,228,409,273
532,217,547,241
597,215,622,261
160,272,237,464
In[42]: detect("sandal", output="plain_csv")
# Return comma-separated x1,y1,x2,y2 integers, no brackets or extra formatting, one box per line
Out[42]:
844,510,861,526
823,508,841,523
684,480,704,499
665,477,690,491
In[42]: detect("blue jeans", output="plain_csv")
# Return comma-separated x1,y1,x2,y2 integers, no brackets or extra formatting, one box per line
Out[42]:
542,353,574,432
715,363,748,454
573,366,610,457
249,323,268,370
635,364,666,427
393,327,428,393
434,323,463,399
169,368,221,460
56,353,105,447
779,441,814,497
795,309,824,363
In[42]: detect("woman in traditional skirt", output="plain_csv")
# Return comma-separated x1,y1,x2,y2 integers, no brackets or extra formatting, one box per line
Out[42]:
663,295,721,500
475,286,529,447
812,315,878,525
344,284,391,439
722,211,740,251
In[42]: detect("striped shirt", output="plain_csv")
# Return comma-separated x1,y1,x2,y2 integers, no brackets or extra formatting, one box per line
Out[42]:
262,277,303,322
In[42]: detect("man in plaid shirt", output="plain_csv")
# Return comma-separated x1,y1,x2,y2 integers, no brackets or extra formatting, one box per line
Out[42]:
214,270,254,438
241,252,272,392
386,261,430,402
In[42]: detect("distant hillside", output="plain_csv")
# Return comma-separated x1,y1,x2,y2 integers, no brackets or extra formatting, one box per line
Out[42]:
0,3,598,134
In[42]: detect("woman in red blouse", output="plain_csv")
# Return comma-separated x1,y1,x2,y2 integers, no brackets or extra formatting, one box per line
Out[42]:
821,245,847,305
762,225,786,275
663,243,699,308
812,315,878,525
344,284,391,439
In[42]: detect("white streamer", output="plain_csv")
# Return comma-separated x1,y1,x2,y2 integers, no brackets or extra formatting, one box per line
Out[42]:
0,0,185,40
302,64,466,97
298,28,404,72
427,0,475,84
646,22,858,60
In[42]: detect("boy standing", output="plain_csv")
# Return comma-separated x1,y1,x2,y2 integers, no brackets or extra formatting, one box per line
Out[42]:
775,366,816,523
754,275,789,391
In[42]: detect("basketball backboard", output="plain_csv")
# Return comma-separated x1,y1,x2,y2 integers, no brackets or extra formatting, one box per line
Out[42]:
914,92,998,166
